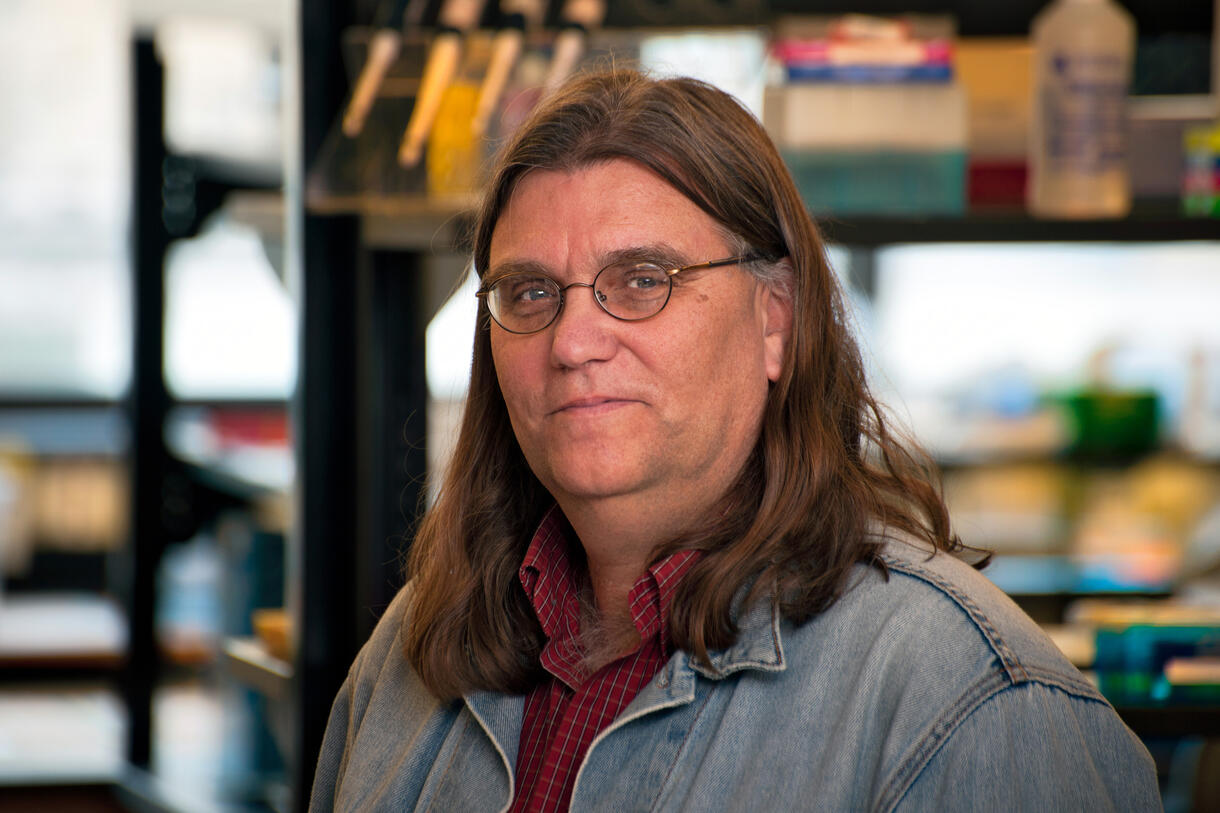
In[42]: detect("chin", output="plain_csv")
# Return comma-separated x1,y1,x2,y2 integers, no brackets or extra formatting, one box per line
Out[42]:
542,461,652,502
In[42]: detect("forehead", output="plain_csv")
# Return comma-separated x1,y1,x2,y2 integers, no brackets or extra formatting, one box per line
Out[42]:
487,160,728,271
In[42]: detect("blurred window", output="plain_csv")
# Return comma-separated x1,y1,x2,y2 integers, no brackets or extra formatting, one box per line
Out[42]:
164,219,294,400
0,0,129,397
870,242,1220,447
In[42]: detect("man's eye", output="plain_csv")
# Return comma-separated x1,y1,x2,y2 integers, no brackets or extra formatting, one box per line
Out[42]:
518,286,553,302
621,265,668,291
504,278,555,303
626,275,661,290
496,278,558,320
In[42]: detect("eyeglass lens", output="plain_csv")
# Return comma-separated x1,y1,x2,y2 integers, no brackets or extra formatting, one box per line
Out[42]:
487,262,672,333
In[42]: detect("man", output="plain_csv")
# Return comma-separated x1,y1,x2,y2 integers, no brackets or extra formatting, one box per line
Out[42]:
311,69,1159,811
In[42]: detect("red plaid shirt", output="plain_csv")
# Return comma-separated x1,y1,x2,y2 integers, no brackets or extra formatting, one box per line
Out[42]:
510,507,701,812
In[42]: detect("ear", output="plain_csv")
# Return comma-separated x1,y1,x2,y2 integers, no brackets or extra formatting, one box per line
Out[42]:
759,260,794,383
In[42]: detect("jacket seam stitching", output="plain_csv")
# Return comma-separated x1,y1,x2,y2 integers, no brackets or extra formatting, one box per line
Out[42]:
876,673,1012,812
1018,664,1107,700
879,553,1030,683
647,684,718,812
878,678,1122,812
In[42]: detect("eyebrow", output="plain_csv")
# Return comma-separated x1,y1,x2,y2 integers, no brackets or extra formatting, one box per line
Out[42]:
484,243,693,285
481,259,552,287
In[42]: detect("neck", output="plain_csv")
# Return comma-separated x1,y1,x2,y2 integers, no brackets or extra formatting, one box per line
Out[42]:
566,506,656,618
557,494,691,624
577,591,642,674
559,498,686,672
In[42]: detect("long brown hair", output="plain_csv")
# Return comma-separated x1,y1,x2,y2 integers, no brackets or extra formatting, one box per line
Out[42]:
404,68,966,700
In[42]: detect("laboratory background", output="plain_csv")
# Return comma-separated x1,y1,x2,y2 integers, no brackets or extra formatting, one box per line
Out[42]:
1,0,1219,810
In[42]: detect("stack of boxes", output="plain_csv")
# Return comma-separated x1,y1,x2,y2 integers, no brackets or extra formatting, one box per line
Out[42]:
764,15,967,216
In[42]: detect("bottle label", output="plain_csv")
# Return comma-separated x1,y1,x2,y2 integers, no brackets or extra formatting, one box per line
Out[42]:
1040,52,1128,175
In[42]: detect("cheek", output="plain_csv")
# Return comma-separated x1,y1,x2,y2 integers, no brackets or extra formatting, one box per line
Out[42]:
662,325,763,415
491,340,539,418
697,305,769,378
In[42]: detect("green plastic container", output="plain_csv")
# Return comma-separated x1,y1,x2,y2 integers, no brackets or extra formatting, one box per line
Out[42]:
781,149,966,215
1058,389,1159,460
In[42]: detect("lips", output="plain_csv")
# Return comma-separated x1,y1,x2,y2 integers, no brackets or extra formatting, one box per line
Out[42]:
550,396,638,415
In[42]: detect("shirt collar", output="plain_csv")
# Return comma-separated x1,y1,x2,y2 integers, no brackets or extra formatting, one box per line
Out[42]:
518,505,578,640
518,506,702,646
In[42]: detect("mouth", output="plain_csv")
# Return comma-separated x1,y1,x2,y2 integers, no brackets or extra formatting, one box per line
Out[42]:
551,396,637,415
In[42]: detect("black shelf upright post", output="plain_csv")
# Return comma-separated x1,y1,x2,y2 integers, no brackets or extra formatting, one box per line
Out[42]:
293,0,361,809
292,2,434,807
124,35,170,770
357,249,429,639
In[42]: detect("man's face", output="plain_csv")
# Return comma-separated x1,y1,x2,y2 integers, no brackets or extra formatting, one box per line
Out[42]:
487,159,790,527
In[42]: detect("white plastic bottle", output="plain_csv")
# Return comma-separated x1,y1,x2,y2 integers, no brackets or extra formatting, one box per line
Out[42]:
1028,0,1136,218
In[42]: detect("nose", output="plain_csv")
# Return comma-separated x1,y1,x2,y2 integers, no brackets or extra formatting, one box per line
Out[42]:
548,281,618,369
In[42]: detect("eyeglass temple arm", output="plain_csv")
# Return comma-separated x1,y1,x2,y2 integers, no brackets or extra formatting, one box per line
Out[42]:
666,254,764,277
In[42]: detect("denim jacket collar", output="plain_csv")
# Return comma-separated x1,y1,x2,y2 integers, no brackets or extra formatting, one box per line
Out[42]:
687,597,786,680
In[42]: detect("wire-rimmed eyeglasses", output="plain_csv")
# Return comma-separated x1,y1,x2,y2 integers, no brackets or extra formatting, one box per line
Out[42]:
476,255,761,335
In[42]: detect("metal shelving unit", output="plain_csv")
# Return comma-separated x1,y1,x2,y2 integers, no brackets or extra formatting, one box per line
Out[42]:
819,207,1220,247
127,37,287,775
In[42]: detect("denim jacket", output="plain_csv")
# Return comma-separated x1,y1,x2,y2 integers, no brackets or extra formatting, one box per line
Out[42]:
310,538,1160,812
